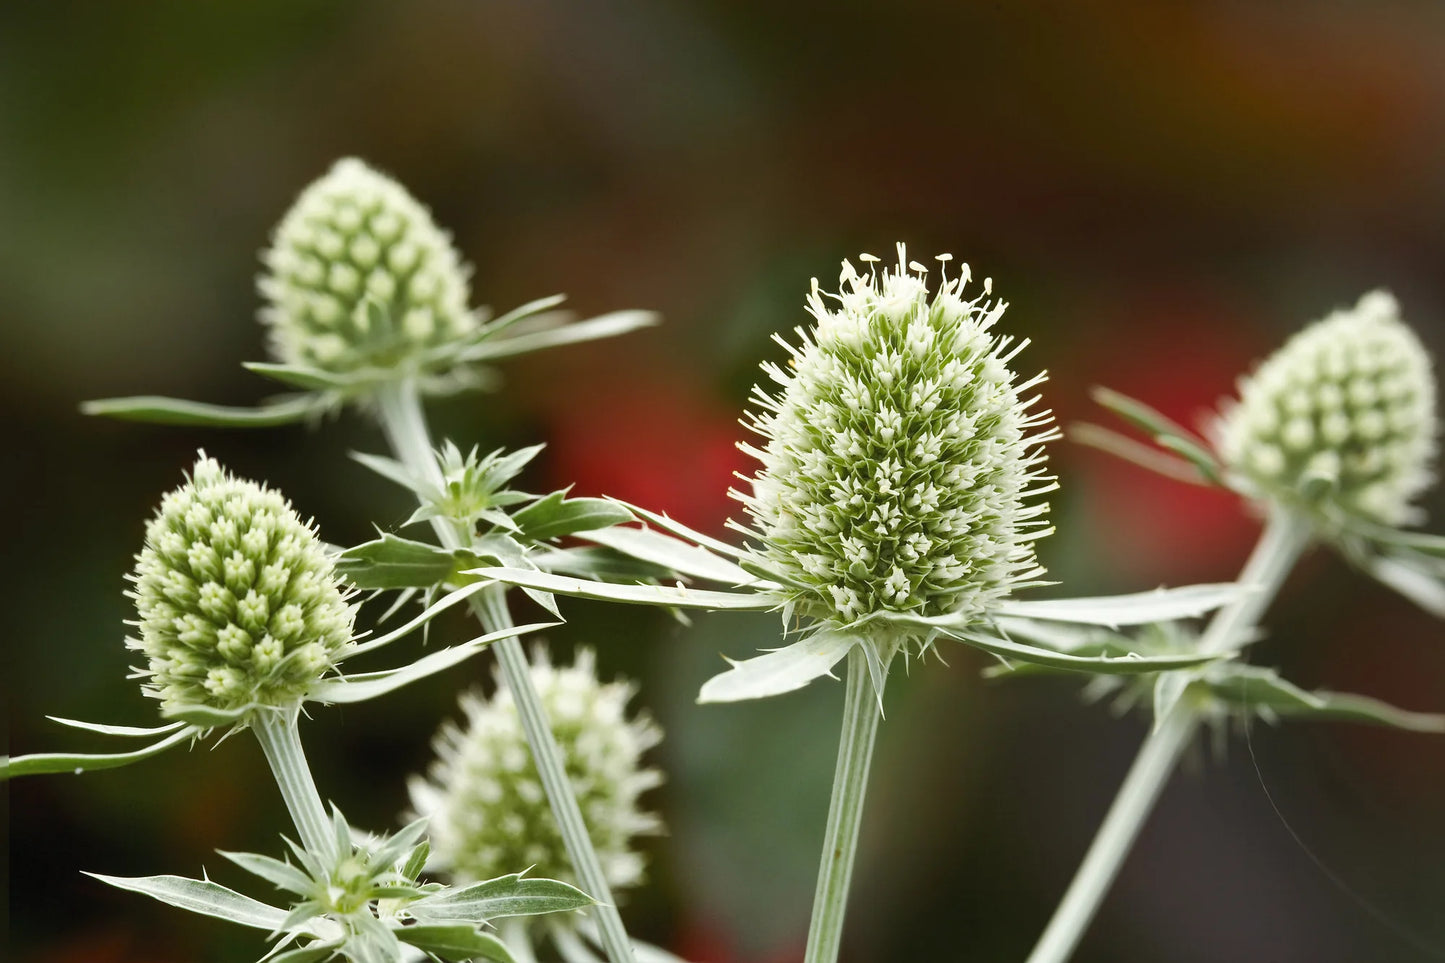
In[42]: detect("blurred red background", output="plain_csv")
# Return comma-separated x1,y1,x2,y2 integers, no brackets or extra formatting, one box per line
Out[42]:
4,2,1443,961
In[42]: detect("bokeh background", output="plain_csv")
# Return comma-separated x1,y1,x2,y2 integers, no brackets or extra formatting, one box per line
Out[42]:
5,2,1445,961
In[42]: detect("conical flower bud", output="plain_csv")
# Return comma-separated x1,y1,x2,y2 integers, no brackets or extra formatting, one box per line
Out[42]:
737,245,1055,628
408,648,662,899
128,456,356,717
258,158,476,374
1216,291,1437,527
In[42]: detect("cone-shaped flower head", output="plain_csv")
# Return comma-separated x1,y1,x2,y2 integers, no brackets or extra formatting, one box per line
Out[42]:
258,158,476,374
129,456,356,717
408,648,662,900
737,245,1055,629
1216,291,1437,527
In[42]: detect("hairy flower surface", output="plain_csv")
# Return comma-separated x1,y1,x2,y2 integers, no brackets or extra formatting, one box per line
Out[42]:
258,157,476,374
1216,291,1436,527
129,456,355,715
409,648,661,899
737,246,1055,628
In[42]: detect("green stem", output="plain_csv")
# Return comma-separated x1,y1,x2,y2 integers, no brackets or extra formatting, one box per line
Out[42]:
251,706,335,861
373,379,636,963
803,645,883,963
1024,506,1313,963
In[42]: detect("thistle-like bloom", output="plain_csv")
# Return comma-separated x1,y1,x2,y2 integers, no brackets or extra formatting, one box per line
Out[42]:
408,648,662,897
466,248,1244,702
258,157,476,374
129,455,356,716
1215,290,1436,528
738,245,1055,630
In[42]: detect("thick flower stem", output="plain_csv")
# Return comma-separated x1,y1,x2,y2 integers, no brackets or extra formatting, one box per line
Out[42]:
1025,506,1313,963
251,706,335,862
374,379,636,963
804,645,883,963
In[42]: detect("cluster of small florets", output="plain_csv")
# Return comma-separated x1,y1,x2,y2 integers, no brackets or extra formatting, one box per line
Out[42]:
408,648,662,896
1216,291,1437,527
258,158,476,374
738,246,1055,626
128,456,356,716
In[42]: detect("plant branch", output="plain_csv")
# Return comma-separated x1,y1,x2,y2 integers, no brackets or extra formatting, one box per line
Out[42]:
1025,505,1313,963
373,379,636,963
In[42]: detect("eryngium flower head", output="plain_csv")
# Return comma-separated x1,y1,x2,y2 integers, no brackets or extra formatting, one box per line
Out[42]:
736,245,1055,627
129,456,356,716
258,158,476,374
1216,291,1437,527
408,648,662,897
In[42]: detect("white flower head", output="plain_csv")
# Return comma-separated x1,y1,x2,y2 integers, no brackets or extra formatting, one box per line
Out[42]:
408,648,662,904
736,244,1056,632
258,158,476,374
1215,290,1437,527
128,455,356,716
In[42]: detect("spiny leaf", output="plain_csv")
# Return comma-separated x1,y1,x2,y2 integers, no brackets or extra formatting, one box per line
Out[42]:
337,534,474,590
513,492,634,542
1,726,196,780
82,394,325,427
697,630,858,703
397,925,515,963
85,873,288,930
459,311,659,363
409,873,595,921
466,566,774,610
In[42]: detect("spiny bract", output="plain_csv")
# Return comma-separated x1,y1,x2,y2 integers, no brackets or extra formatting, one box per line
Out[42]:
258,157,476,374
737,245,1055,627
129,455,356,717
408,648,661,902
1216,291,1436,527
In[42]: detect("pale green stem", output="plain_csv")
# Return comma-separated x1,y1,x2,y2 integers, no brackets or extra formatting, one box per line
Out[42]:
803,645,883,963
373,379,636,963
251,706,335,862
1025,505,1313,963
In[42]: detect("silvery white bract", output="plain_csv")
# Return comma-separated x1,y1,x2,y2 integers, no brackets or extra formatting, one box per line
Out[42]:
467,247,1247,703
988,617,1444,738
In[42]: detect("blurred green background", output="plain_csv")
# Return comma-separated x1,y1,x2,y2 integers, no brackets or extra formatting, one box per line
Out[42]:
5,2,1444,961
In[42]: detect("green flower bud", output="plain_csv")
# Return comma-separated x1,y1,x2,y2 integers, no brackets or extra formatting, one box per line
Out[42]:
408,648,662,901
737,246,1055,628
258,158,476,374
1216,291,1437,527
128,455,356,717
